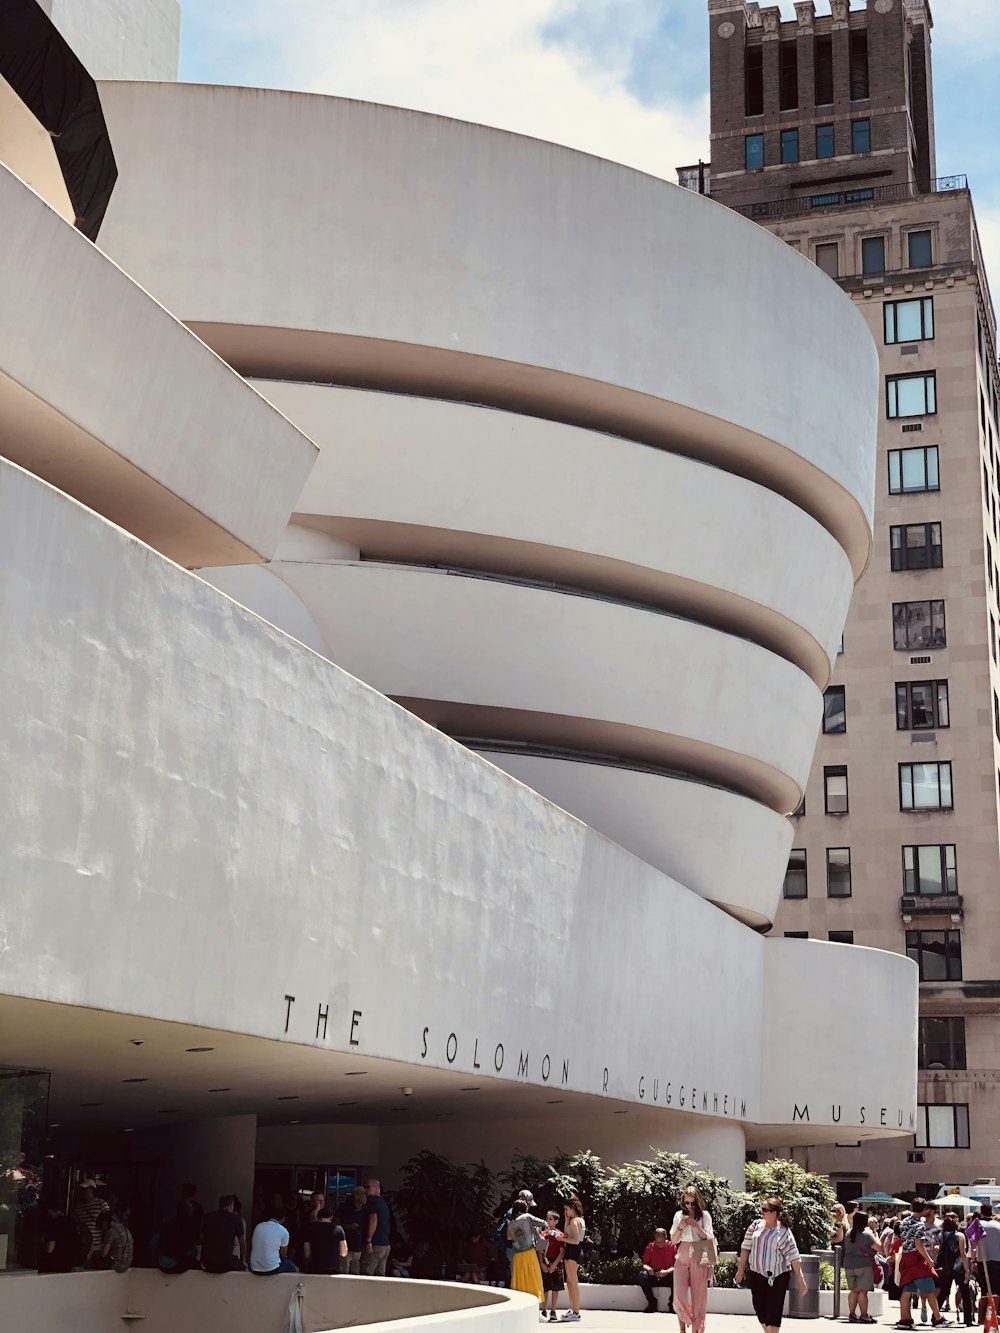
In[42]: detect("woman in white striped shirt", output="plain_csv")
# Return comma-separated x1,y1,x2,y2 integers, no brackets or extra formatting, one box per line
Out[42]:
734,1198,809,1333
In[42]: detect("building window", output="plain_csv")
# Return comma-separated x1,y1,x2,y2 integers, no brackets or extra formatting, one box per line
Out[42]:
745,45,764,117
745,134,764,170
906,930,962,982
816,124,835,160
885,297,935,344
890,522,943,571
888,446,939,494
849,31,869,99
903,844,957,896
780,42,799,110
781,129,799,165
824,765,848,814
827,848,852,898
896,681,949,731
861,235,886,275
888,373,937,418
815,34,834,105
815,242,839,277
915,1103,970,1149
893,599,946,650
783,849,807,899
784,931,808,939
908,230,933,268
823,685,846,733
919,1017,966,1070
900,762,953,811
829,930,854,945
852,118,871,154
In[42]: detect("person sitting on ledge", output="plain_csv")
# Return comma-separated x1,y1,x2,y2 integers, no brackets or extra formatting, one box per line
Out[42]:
201,1195,246,1272
250,1205,298,1275
638,1227,677,1314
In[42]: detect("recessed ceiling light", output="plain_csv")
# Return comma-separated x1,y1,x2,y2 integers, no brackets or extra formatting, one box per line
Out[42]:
129,1040,144,1047
209,1087,231,1093
123,1128,135,1134
337,1101,358,1107
50,1123,62,1129
185,1047,214,1053
612,1110,628,1115
157,1108,180,1114
546,1099,565,1105
390,1106,407,1111
289,1119,300,1125
460,1087,480,1092
122,1078,149,1084
343,1071,367,1077
276,1095,299,1101
79,1102,104,1108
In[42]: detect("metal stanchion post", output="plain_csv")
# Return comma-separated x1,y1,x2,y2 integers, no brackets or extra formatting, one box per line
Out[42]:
833,1246,842,1321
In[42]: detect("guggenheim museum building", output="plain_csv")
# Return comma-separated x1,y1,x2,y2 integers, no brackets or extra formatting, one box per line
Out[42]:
1,0,916,1268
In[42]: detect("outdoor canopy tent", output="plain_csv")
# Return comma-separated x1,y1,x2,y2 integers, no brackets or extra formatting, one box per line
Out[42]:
856,1191,910,1207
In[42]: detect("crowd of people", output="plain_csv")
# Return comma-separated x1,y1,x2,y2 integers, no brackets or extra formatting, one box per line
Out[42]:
31,1175,407,1279
831,1196,1000,1330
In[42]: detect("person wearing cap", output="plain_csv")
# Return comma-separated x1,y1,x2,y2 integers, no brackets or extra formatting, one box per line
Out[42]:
72,1179,110,1261
638,1227,677,1314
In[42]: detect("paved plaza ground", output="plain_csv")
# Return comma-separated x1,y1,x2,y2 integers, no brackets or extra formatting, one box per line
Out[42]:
571,1317,945,1333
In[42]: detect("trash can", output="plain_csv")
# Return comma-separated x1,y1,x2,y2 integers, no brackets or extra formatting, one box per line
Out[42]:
787,1254,821,1319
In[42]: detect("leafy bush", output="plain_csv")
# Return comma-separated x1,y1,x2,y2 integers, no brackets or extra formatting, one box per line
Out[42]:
715,1258,739,1289
595,1151,744,1259
730,1160,838,1253
580,1255,642,1285
818,1262,848,1291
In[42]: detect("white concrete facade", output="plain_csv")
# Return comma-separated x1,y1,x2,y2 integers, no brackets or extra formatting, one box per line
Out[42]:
40,0,181,81
0,17,917,1291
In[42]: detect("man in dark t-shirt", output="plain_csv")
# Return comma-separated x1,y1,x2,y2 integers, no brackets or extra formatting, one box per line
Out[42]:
38,1204,78,1273
201,1195,245,1272
302,1210,348,1274
361,1179,391,1276
340,1187,368,1275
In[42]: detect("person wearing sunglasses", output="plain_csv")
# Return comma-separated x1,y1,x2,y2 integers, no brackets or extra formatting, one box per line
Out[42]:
670,1186,714,1333
734,1198,808,1333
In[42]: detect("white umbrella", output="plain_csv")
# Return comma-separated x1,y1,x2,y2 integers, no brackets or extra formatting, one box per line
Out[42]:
936,1195,985,1211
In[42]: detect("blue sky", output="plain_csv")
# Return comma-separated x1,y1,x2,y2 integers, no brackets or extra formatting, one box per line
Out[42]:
177,0,1000,280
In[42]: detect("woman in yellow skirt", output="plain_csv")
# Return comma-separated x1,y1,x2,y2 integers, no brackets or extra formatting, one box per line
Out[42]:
507,1199,546,1313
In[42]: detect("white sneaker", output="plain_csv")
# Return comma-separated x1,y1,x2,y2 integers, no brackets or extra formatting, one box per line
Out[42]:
560,1314,581,1322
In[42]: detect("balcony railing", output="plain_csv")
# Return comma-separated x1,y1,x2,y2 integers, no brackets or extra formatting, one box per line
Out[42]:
732,175,968,221
900,892,964,921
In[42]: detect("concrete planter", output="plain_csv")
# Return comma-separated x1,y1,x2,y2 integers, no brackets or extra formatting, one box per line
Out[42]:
577,1284,755,1314
578,1284,886,1318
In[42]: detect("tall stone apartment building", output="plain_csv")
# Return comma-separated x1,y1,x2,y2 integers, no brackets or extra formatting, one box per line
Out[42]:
685,0,1000,1195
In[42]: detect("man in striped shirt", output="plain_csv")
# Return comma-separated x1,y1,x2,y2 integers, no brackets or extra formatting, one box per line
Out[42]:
72,1179,110,1261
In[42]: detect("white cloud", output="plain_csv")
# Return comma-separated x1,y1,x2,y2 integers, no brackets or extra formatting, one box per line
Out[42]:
200,0,708,183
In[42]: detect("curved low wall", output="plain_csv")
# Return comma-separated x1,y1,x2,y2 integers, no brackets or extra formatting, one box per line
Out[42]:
255,380,853,684
95,81,878,572
0,1270,536,1333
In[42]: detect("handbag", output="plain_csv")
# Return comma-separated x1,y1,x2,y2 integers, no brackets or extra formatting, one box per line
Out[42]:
691,1236,719,1267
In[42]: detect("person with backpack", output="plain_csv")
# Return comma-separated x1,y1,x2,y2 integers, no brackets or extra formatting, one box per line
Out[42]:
843,1209,883,1323
506,1199,547,1314
936,1213,973,1326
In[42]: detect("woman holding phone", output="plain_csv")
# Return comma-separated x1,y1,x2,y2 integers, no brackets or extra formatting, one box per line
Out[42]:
670,1186,714,1333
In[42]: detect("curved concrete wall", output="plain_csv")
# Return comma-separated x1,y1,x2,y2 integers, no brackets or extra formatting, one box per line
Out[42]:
95,81,879,572
254,381,854,683
0,163,317,568
0,455,915,1141
259,560,820,814
482,752,793,928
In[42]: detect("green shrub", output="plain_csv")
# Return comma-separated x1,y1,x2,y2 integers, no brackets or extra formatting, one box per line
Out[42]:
818,1261,848,1291
715,1258,739,1289
580,1255,642,1285
731,1161,838,1253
